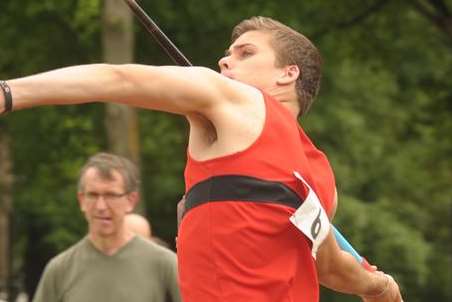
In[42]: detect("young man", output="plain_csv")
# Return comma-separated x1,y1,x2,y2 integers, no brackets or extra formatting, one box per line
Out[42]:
1,16,402,302
32,153,181,302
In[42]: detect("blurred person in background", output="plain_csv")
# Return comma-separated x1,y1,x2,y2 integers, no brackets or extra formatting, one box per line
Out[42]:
125,212,171,248
32,153,181,302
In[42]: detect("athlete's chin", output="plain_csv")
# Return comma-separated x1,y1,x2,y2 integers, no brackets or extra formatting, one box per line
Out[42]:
234,76,260,87
221,72,235,80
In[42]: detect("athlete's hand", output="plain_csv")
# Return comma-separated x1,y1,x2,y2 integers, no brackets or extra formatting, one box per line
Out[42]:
361,274,403,302
177,195,186,229
175,195,186,247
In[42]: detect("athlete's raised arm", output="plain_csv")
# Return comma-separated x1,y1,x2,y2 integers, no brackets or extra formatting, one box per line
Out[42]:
0,64,248,117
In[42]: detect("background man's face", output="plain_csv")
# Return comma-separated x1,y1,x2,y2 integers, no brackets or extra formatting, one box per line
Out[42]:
78,168,133,238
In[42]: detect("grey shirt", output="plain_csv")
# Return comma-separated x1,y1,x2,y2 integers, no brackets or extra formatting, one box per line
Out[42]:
33,236,181,302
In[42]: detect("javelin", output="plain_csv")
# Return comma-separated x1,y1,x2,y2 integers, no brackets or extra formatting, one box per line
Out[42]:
122,0,372,270
122,0,192,66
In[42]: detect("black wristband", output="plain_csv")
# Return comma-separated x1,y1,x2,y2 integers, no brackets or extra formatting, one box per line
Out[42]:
0,81,13,114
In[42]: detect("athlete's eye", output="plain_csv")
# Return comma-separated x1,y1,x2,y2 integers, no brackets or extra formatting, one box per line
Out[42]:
240,50,253,58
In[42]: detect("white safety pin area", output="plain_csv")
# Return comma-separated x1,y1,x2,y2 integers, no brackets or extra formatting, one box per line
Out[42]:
289,171,330,258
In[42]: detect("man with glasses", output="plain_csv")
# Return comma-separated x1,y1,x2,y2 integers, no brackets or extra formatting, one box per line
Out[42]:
33,153,181,302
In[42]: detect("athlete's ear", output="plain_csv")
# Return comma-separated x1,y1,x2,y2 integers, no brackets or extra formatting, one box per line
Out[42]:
277,65,300,85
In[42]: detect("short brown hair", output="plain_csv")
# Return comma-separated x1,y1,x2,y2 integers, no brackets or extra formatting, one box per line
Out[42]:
232,16,322,116
77,153,140,193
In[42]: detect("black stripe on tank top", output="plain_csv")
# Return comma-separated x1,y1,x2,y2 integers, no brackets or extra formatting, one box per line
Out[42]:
184,175,303,215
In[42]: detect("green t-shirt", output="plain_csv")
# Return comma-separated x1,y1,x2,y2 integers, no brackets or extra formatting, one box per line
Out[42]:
33,236,181,302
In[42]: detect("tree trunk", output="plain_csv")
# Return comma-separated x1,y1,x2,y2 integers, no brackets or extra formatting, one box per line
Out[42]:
0,127,13,300
102,0,144,212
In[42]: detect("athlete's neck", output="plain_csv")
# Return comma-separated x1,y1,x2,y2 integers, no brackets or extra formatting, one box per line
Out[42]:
279,99,300,117
264,86,300,118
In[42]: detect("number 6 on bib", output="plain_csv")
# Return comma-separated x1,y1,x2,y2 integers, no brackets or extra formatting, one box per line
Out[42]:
289,171,330,258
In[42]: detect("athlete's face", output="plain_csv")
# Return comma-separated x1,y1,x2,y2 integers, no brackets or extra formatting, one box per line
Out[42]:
78,168,136,239
218,30,287,90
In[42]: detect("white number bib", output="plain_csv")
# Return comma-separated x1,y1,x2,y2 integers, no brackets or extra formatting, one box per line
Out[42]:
289,171,330,258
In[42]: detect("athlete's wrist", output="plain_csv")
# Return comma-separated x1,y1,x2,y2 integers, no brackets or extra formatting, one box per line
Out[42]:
0,81,13,115
0,92,4,114
362,273,390,299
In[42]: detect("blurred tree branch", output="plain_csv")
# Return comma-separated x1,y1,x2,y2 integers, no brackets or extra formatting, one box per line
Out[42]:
410,0,452,45
313,0,390,38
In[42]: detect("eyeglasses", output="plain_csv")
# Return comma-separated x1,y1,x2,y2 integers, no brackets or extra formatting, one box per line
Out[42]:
83,191,129,203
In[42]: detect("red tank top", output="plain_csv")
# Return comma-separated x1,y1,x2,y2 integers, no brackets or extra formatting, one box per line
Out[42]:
178,93,336,302
185,93,335,215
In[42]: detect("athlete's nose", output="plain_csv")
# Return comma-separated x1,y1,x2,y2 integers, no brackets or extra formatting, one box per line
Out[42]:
218,55,231,72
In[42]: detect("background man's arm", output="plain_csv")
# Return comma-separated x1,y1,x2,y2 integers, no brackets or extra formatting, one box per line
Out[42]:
32,260,60,302
165,252,182,302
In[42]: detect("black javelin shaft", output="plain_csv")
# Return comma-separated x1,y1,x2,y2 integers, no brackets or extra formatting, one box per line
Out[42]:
123,0,192,67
